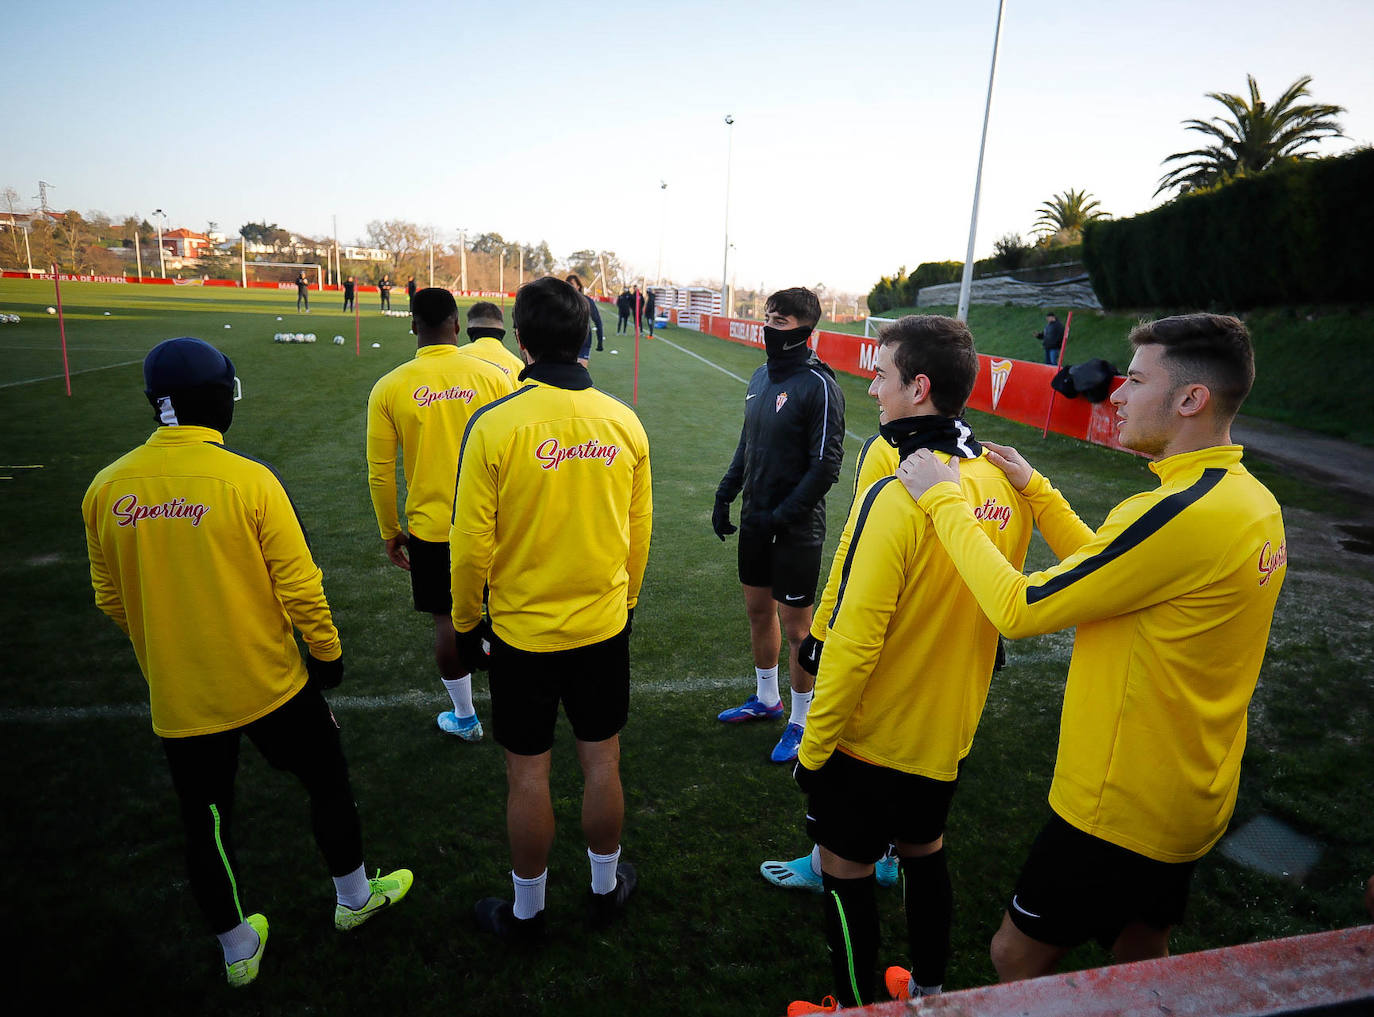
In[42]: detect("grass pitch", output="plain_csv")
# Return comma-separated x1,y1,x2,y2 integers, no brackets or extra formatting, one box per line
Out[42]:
1,279,1371,1015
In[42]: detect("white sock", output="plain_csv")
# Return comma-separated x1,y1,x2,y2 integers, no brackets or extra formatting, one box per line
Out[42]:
334,863,371,909
512,869,547,920
442,674,474,716
789,688,813,726
217,919,260,964
588,846,621,895
809,843,822,877
755,666,780,707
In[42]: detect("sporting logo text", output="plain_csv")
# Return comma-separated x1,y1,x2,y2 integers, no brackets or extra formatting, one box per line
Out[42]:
413,385,476,408
972,497,1014,530
112,493,211,528
1257,539,1287,587
534,437,621,471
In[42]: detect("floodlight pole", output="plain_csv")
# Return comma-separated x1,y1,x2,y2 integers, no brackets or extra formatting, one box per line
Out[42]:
24,226,33,276
332,214,339,287
153,208,167,279
132,219,142,279
721,115,734,318
240,236,247,288
956,0,1006,323
656,180,668,286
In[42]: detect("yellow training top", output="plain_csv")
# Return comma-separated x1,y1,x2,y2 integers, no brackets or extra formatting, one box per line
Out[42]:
811,434,899,641
799,452,1034,779
918,445,1287,861
459,335,527,380
367,343,515,542
451,362,652,652
82,425,341,738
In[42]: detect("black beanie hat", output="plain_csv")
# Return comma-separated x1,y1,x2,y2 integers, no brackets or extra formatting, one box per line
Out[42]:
143,337,237,430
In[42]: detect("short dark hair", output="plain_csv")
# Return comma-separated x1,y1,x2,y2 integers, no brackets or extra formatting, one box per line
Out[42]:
764,287,821,329
1045,311,1058,319
513,277,589,363
467,301,504,327
877,315,979,417
412,287,458,330
1128,313,1254,419
564,273,583,291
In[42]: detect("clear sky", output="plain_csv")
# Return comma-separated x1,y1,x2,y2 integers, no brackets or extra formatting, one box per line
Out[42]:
5,0,1371,295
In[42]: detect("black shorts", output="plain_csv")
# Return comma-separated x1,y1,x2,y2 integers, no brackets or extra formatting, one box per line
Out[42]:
738,535,822,607
488,626,631,755
407,536,451,615
1007,812,1198,949
805,750,959,864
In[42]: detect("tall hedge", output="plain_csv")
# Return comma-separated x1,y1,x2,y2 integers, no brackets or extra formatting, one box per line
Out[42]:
1083,148,1374,310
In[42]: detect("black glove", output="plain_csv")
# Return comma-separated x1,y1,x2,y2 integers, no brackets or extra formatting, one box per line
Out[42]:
456,623,491,672
712,499,737,541
625,607,634,636
306,653,344,690
797,634,824,676
793,759,824,795
740,510,775,539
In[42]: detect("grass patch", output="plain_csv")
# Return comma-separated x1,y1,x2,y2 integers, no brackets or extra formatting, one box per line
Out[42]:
2,279,1371,1014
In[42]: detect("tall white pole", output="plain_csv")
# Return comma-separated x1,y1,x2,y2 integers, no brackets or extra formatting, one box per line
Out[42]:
721,115,734,316
240,236,247,288
956,0,1006,323
153,209,166,279
656,180,668,286
332,213,339,286
133,222,142,279
499,250,504,292
24,226,33,275
459,230,468,293
518,247,524,288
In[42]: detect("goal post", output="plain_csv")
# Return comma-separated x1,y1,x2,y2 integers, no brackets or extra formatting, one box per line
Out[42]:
241,259,325,289
863,315,899,338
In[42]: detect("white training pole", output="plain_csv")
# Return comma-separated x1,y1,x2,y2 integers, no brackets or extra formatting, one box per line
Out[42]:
956,0,1006,324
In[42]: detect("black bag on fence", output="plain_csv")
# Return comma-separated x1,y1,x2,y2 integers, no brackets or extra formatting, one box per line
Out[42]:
1050,358,1119,403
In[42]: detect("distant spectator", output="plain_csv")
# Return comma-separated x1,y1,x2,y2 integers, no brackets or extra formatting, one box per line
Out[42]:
296,272,310,313
644,288,658,337
379,276,393,311
616,288,632,335
343,276,356,312
1035,311,1065,365
565,273,604,364
406,277,417,312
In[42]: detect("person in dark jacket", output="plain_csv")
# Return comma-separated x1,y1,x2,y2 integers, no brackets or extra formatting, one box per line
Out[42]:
295,272,310,313
713,287,846,764
616,288,632,334
565,273,604,362
379,276,393,311
644,288,657,337
1036,311,1065,365
343,276,356,312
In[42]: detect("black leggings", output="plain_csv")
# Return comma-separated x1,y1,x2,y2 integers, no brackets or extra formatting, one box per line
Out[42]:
161,684,363,933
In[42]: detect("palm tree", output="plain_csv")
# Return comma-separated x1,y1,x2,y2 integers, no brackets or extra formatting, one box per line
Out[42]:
1033,189,1107,241
1155,74,1345,197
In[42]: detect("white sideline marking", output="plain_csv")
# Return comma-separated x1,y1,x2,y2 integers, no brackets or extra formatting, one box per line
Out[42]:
655,334,863,443
0,675,749,725
0,358,144,389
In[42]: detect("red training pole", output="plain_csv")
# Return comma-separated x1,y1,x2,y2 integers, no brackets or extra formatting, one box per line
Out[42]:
354,291,361,357
52,263,72,396
1040,310,1073,438
632,292,642,406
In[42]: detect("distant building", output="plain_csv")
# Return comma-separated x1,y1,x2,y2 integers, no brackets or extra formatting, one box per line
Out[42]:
162,228,212,260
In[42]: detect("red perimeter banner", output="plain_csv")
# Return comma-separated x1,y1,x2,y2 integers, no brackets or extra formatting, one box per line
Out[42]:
693,313,1129,453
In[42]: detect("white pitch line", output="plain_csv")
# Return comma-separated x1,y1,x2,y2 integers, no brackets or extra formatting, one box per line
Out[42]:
654,333,864,443
0,675,748,725
0,357,144,389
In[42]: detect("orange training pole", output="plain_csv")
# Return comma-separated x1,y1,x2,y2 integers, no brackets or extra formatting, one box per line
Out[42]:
52,264,71,396
1040,310,1073,438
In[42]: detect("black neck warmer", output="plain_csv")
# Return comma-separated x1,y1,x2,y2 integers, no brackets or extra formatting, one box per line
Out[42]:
519,361,593,390
468,327,506,341
879,414,982,459
764,325,813,380
148,385,234,433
